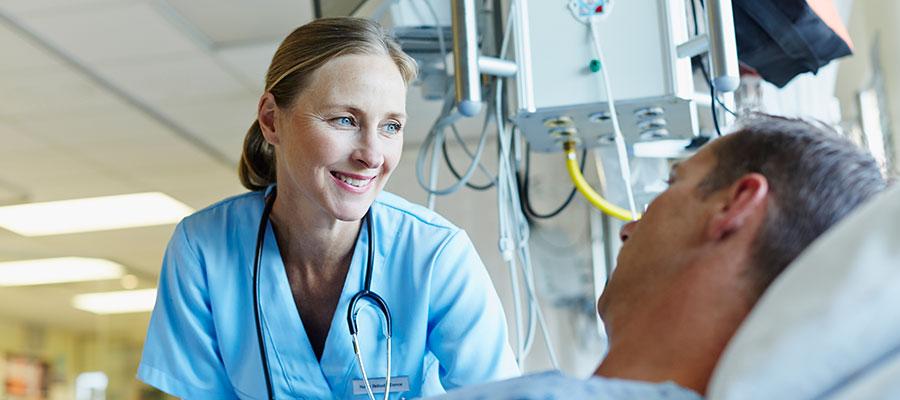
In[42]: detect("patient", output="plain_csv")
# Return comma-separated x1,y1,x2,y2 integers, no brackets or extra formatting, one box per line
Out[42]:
431,114,887,399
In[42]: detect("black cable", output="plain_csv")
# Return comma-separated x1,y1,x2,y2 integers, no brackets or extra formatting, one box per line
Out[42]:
517,143,587,220
711,82,723,137
442,137,495,190
700,61,738,117
254,190,277,400
690,0,737,137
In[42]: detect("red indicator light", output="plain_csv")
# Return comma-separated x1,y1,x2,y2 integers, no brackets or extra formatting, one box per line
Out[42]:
595,5,603,13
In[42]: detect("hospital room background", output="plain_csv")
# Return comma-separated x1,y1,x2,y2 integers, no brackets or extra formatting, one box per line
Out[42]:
0,0,895,398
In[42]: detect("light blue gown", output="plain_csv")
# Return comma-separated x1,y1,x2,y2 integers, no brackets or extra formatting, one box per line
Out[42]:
427,371,702,400
137,189,519,399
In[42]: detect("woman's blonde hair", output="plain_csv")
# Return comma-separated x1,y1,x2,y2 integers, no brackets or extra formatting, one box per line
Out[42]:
239,17,418,191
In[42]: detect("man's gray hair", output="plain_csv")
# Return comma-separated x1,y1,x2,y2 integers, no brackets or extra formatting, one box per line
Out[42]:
698,114,887,295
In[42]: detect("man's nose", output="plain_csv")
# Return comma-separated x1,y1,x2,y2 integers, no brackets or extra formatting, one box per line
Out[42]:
619,220,638,242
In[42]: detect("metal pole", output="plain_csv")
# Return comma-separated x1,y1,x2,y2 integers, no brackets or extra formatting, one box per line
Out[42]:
705,0,740,92
452,0,483,116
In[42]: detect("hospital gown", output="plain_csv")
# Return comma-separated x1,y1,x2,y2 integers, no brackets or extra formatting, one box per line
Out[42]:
427,371,702,400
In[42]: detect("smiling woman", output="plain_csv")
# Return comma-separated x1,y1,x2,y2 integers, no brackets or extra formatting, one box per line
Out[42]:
137,17,519,400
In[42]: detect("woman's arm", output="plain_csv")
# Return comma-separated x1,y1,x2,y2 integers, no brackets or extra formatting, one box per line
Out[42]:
426,230,521,390
137,221,239,399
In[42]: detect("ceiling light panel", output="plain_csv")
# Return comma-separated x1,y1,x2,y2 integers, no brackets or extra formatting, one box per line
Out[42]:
0,257,124,286
72,288,157,314
0,192,193,236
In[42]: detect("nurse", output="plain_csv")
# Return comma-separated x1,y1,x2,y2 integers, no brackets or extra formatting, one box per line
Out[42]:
137,17,519,399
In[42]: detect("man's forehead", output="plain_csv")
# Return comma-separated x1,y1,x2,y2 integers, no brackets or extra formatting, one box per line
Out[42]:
687,136,723,165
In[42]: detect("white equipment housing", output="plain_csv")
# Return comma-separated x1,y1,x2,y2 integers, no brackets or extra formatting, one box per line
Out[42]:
514,0,698,152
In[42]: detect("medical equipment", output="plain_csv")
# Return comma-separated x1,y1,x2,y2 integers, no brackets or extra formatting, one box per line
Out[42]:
253,188,392,400
513,0,701,150
382,0,741,368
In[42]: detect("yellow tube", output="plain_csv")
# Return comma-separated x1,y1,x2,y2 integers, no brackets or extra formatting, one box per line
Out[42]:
563,141,640,221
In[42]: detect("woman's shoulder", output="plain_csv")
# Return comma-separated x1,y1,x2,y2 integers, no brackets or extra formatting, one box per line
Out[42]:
373,192,459,233
178,190,263,234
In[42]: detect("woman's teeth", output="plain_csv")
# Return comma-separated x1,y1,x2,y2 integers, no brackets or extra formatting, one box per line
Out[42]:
335,173,371,188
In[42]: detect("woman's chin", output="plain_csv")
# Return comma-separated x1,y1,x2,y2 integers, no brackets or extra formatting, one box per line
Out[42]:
330,202,373,222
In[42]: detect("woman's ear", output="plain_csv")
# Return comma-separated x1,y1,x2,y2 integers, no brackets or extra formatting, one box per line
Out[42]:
257,93,280,145
707,173,769,240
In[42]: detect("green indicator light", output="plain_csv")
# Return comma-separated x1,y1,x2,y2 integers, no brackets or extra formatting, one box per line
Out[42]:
589,59,601,73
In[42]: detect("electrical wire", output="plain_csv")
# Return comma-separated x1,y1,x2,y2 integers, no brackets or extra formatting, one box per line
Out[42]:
495,76,559,369
711,81,724,137
442,85,498,191
415,85,495,197
588,17,639,220
518,142,586,219
415,0,498,201
442,137,495,190
689,0,737,138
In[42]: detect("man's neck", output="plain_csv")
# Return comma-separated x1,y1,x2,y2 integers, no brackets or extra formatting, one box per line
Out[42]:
594,266,752,395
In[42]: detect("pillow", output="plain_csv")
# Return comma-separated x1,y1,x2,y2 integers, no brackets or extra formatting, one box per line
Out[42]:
707,184,900,399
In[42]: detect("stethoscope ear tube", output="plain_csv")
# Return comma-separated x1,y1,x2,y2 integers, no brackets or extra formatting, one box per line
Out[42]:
347,291,393,337
347,210,393,400
254,188,278,400
254,190,392,400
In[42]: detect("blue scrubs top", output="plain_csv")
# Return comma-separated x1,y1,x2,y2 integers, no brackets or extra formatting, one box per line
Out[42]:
137,189,519,399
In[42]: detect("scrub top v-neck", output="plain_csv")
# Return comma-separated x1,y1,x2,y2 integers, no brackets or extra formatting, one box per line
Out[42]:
138,190,519,399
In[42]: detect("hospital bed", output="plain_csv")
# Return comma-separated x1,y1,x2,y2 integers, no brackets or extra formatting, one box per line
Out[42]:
708,183,900,399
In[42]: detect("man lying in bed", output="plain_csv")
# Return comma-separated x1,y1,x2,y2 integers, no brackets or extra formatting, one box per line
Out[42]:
431,114,887,400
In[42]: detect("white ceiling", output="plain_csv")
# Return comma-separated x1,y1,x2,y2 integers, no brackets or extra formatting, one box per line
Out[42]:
0,0,316,341
0,0,472,342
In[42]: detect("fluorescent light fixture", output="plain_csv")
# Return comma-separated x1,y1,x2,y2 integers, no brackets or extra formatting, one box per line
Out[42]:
0,192,193,236
0,257,124,286
72,288,157,314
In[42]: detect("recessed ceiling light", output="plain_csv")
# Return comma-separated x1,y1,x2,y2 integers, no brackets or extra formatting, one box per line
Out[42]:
0,257,124,286
0,192,193,236
72,288,157,315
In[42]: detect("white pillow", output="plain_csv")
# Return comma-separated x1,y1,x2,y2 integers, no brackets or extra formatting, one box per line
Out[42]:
708,184,900,400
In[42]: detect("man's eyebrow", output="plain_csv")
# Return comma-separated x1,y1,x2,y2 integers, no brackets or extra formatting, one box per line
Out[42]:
670,162,682,176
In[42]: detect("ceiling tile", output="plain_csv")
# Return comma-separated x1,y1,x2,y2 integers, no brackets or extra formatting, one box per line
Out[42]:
18,2,199,63
0,66,122,117
215,41,278,91
0,0,137,17
7,109,174,148
0,121,49,152
96,53,247,103
161,0,313,46
0,23,60,73
156,92,258,159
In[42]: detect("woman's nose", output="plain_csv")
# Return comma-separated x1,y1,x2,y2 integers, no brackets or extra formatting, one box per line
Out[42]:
619,220,638,242
353,131,383,170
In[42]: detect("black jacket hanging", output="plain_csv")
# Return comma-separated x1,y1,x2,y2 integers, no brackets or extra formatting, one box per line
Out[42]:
732,0,852,87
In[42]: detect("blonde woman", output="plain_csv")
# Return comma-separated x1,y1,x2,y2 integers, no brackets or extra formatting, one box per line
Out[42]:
138,17,518,400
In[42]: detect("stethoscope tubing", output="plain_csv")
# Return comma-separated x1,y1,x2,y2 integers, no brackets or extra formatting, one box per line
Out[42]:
253,188,392,400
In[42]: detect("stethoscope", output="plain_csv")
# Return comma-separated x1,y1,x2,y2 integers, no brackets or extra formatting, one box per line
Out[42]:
253,187,393,400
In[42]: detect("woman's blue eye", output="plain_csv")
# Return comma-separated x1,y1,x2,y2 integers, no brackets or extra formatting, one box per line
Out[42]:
384,123,402,134
335,117,353,126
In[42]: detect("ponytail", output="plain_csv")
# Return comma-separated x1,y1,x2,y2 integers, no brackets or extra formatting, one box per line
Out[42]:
238,120,276,191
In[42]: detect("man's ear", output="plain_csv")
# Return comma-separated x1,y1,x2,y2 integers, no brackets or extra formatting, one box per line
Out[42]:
707,173,769,240
258,93,280,145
